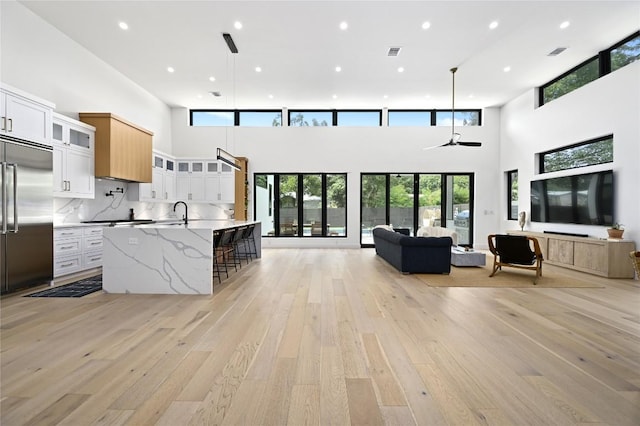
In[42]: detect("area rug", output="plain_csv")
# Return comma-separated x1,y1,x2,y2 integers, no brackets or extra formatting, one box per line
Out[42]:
416,264,603,288
25,275,102,297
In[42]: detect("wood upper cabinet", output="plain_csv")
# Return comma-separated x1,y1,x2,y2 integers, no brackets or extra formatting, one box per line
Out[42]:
79,113,152,183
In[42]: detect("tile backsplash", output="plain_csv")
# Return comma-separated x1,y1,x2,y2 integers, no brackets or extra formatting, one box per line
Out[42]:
54,179,234,224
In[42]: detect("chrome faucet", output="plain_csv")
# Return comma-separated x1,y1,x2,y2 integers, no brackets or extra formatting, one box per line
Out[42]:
173,201,188,224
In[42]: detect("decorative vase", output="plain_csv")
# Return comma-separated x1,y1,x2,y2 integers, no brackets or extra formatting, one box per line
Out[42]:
607,228,624,239
518,211,526,231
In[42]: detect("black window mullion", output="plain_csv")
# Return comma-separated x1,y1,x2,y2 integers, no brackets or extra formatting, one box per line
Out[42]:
413,174,420,235
385,174,391,226
321,175,328,237
274,174,281,237
297,174,304,236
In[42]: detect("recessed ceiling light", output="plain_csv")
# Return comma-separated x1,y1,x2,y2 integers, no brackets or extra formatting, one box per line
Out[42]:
118,21,129,30
255,66,262,72
339,21,348,30
197,94,203,99
268,94,274,99
383,95,388,99
167,66,175,73
468,94,475,98
234,21,243,30
335,66,342,72
209,76,216,82
397,67,405,73
332,94,338,99
489,21,499,30
421,21,431,30
503,66,511,72
560,21,570,29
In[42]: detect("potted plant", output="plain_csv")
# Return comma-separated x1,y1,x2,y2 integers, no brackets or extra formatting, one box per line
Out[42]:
607,223,624,239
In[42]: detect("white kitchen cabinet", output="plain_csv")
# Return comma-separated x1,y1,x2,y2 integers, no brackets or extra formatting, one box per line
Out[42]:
204,161,235,203
176,160,205,202
128,151,176,202
1,83,54,146
52,113,95,198
54,226,104,278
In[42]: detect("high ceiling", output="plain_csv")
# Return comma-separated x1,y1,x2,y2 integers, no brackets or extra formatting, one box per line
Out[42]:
19,0,640,110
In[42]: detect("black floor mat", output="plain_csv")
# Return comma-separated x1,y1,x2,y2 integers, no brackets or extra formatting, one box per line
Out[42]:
25,275,102,298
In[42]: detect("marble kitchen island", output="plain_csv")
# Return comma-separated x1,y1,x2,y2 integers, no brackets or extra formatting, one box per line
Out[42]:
102,220,261,294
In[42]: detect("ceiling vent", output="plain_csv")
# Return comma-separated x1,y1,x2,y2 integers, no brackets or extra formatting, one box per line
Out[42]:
387,47,402,57
547,47,567,56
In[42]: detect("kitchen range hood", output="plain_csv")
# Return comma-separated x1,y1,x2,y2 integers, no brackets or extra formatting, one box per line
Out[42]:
79,113,153,183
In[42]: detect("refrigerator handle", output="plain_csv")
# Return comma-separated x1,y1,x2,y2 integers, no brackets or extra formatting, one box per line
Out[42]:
9,164,18,233
1,162,6,234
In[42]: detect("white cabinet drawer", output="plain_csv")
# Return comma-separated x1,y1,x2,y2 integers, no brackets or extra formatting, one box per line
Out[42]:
83,235,103,251
54,237,81,256
83,226,104,236
83,251,103,269
55,227,83,239
54,255,82,277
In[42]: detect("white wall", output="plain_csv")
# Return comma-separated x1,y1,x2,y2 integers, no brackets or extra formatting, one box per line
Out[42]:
0,1,172,153
172,107,502,248
500,61,640,246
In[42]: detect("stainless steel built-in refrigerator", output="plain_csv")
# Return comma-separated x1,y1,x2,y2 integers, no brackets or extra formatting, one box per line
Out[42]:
1,135,53,295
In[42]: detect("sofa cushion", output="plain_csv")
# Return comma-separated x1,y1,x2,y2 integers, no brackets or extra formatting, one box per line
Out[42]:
417,226,458,246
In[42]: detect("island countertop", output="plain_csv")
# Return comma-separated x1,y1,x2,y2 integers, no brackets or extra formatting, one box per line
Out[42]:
102,220,261,295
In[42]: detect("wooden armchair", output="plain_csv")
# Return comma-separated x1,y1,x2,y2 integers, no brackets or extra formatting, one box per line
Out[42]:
488,234,544,284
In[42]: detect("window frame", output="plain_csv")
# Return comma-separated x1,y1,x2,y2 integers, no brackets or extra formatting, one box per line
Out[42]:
434,109,482,126
539,55,600,106
190,109,236,126
336,110,382,127
359,172,475,248
507,169,518,221
387,110,433,127
538,134,614,174
287,110,334,126
254,172,348,238
540,31,639,106
238,110,283,127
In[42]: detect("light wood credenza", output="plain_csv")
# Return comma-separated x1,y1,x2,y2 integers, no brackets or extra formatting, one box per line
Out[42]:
508,231,636,278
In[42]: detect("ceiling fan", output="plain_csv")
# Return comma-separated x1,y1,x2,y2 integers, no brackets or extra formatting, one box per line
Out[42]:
424,67,482,150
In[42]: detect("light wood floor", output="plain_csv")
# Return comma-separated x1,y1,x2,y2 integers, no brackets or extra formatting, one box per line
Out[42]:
1,248,639,425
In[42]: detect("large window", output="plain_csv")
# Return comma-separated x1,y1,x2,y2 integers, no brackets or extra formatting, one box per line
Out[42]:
507,170,518,220
610,32,640,71
190,110,234,126
288,111,331,126
435,110,481,126
540,135,613,173
540,31,639,105
239,111,282,126
388,110,432,127
255,173,346,237
336,110,381,126
541,57,599,105
360,173,474,246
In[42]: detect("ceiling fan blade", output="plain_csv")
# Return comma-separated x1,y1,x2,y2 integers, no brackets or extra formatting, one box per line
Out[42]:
457,141,482,147
422,142,450,150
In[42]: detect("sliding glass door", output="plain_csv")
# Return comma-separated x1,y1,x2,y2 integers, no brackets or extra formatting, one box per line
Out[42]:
255,173,347,237
360,173,474,247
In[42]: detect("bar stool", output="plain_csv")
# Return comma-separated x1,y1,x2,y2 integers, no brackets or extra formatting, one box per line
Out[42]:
232,226,247,268
240,224,257,263
220,228,238,273
212,230,226,285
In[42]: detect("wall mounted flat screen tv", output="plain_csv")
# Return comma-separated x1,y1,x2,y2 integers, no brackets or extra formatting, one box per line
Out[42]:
530,170,613,226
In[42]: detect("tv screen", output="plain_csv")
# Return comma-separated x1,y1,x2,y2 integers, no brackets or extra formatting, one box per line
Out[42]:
530,170,613,225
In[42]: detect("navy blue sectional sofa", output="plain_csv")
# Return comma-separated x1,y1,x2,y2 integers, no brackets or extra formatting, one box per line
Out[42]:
373,227,452,274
